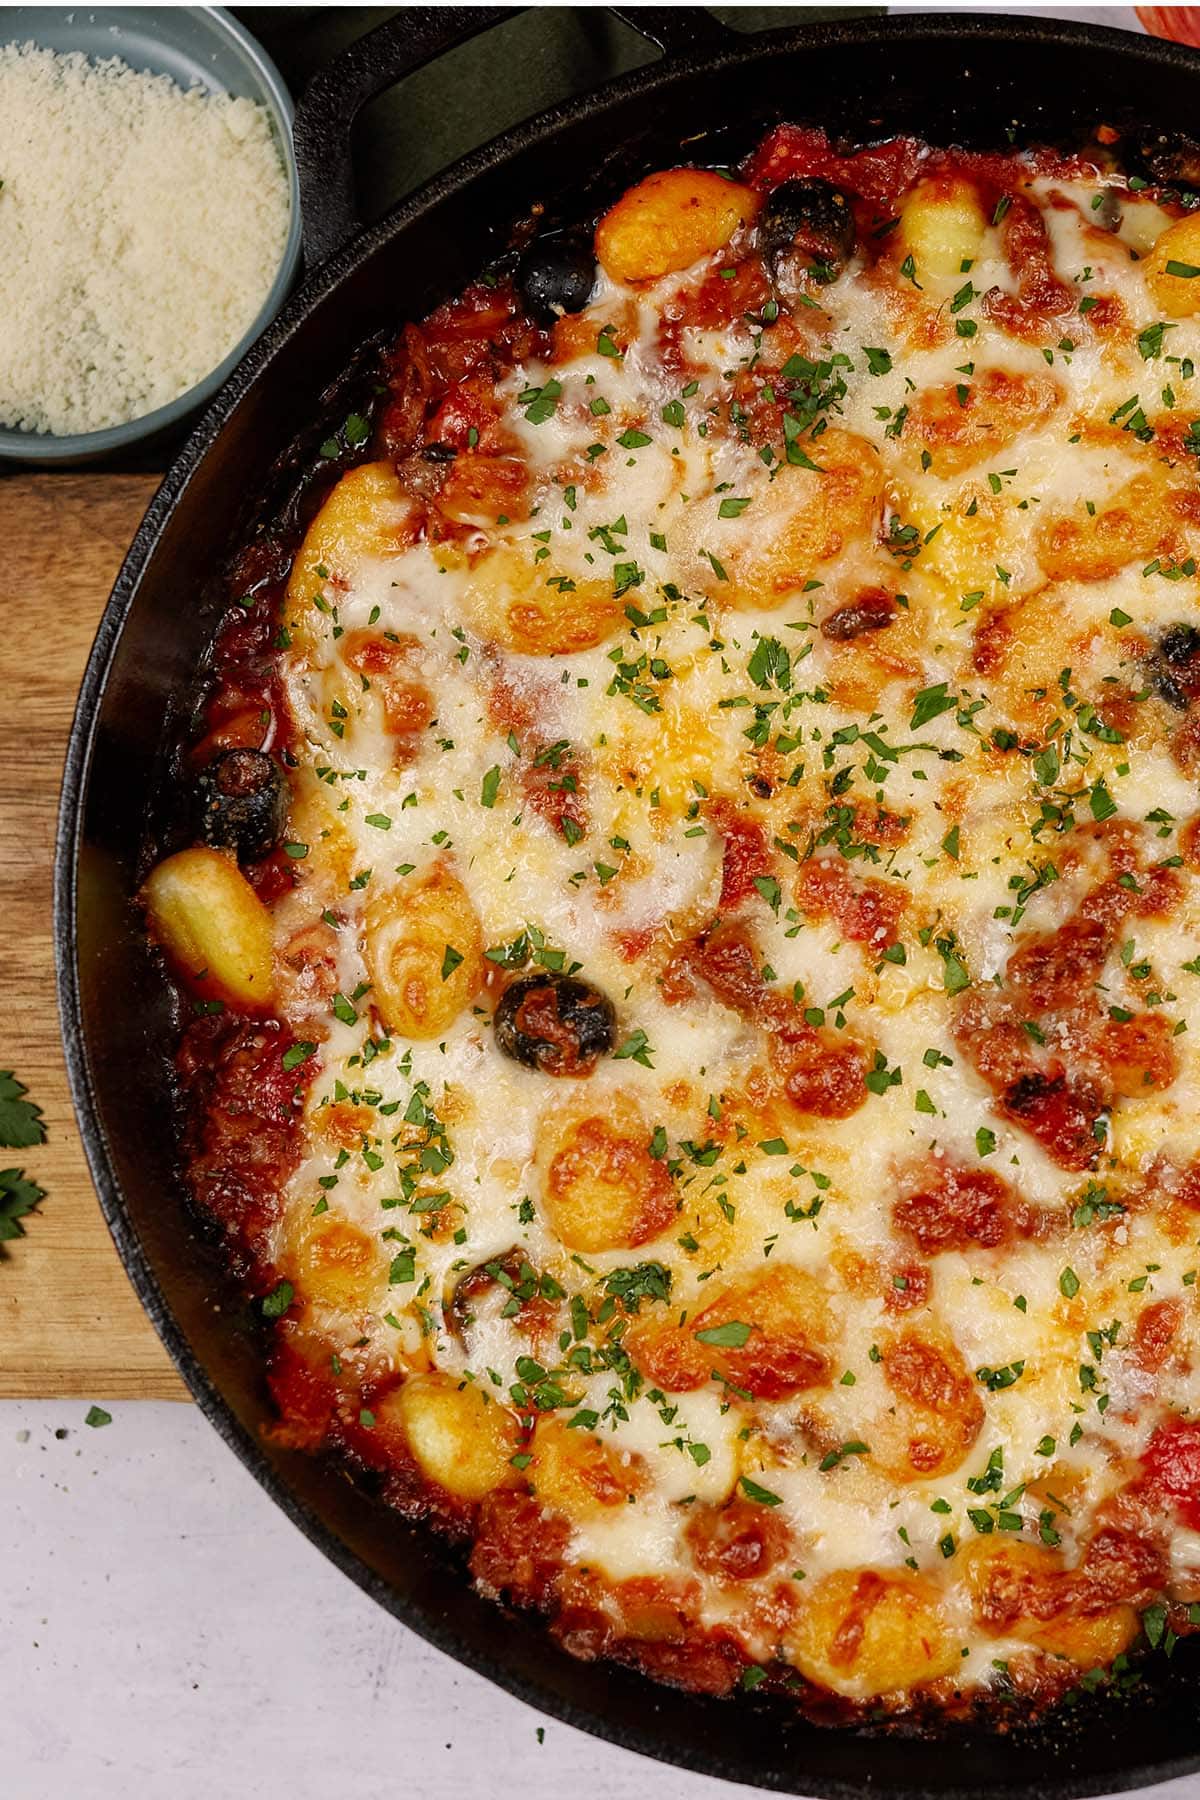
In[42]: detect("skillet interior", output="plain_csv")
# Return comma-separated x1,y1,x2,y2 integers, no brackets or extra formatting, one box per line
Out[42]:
56,14,1200,1794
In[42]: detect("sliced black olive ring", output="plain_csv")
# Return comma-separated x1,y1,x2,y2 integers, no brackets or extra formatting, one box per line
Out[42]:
195,748,289,863
760,177,857,280
444,1247,533,1343
493,970,615,1076
1149,623,1200,710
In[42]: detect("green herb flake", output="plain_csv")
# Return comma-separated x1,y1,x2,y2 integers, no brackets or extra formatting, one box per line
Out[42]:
261,1280,294,1319
441,945,464,982
696,1320,752,1348
613,1028,655,1068
740,1475,784,1506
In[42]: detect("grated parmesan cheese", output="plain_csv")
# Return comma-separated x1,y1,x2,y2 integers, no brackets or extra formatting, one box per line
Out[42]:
0,42,290,436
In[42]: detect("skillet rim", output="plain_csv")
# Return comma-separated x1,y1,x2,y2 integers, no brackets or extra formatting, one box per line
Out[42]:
54,10,1200,1793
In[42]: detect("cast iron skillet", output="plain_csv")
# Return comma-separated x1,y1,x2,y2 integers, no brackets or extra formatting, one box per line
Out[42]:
55,9,1200,1794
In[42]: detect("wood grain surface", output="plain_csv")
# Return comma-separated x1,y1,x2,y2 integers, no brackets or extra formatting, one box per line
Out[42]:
0,474,185,1399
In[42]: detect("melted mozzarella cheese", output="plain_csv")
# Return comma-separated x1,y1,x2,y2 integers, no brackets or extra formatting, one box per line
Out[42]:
261,159,1200,1707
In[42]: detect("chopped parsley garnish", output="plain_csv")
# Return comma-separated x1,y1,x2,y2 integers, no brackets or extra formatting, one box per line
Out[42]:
695,1320,752,1348
613,1028,655,1067
261,1280,294,1319
739,1475,784,1506
441,945,464,981
603,1262,672,1311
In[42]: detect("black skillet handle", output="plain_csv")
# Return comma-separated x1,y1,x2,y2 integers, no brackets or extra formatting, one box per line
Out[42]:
609,8,735,55
293,5,734,271
293,6,521,269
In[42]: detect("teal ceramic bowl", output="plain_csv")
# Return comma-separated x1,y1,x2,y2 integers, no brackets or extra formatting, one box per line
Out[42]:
0,6,301,467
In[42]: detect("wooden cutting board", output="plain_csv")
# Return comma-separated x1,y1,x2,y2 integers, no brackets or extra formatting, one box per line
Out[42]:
0,473,186,1399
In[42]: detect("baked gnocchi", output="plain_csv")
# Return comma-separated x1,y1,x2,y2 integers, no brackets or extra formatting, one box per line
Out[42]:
596,168,758,283
390,1373,523,1501
153,119,1200,1728
364,864,483,1040
143,846,275,1007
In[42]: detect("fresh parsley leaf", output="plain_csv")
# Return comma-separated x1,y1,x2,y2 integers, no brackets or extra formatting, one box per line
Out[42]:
441,945,464,982
1089,779,1117,823
936,937,971,996
0,1071,46,1149
0,1167,45,1248
753,874,782,915
520,378,562,425
818,1439,869,1471
1138,321,1175,361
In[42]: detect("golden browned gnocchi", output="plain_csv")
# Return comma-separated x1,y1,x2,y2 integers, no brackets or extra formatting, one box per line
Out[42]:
143,847,275,1007
964,1541,1140,1666
528,1415,643,1516
1035,474,1165,582
389,1374,523,1501
897,175,988,280
463,547,627,655
283,1212,386,1316
595,167,758,283
901,368,1061,474
537,1094,675,1252
284,461,413,640
719,428,882,607
870,1326,984,1481
364,864,483,1040
1145,212,1200,316
786,1570,961,1698
629,1264,835,1398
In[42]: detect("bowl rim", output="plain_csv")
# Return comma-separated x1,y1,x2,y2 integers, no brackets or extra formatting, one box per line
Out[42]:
0,3,302,463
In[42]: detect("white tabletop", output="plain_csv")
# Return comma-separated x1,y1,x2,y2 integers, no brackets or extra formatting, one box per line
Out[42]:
2,1397,1197,1800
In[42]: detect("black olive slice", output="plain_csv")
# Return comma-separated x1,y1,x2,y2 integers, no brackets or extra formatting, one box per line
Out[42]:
1151,623,1200,710
195,748,289,862
516,232,596,323
444,1248,532,1343
1127,131,1200,193
493,971,615,1076
760,178,857,279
